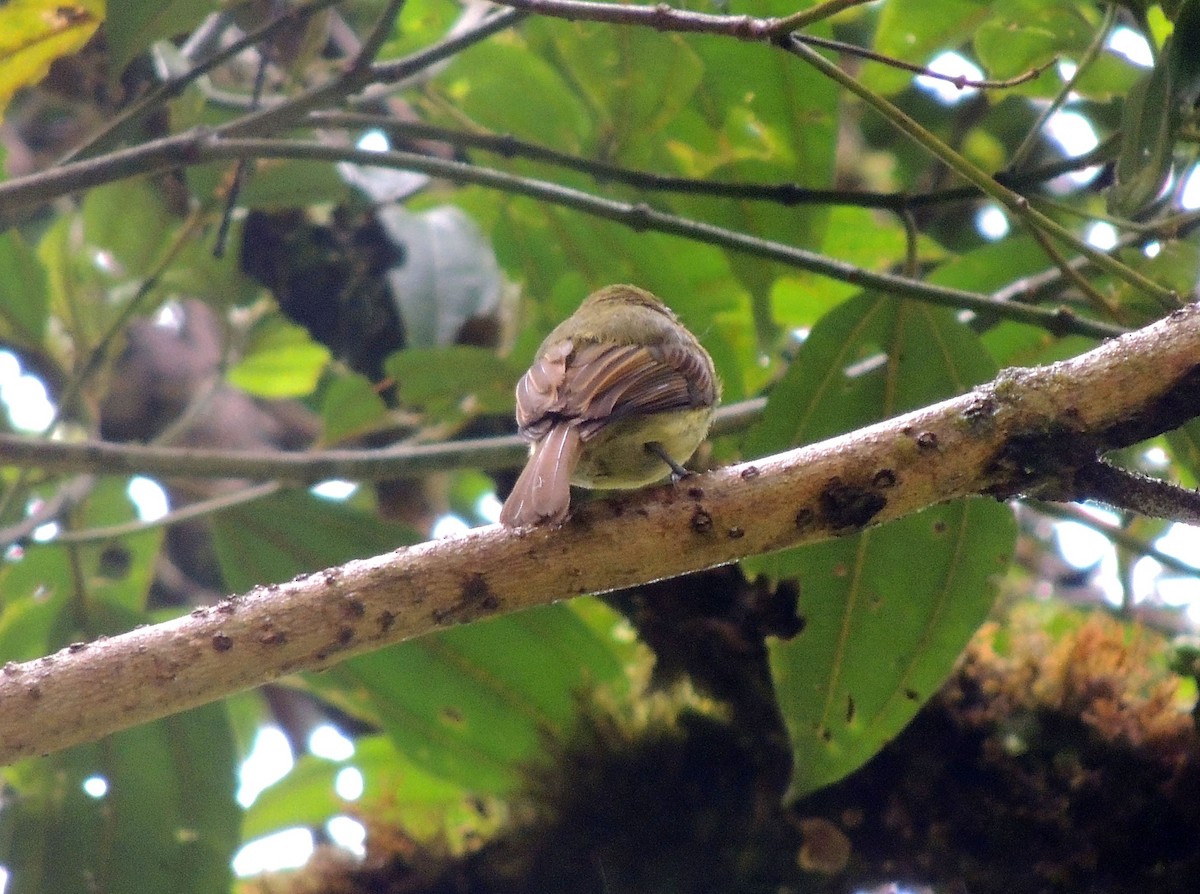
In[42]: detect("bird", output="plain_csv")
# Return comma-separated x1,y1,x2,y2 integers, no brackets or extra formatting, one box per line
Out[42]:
499,284,719,527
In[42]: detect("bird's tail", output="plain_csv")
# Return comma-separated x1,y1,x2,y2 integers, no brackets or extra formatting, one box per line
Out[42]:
499,424,582,527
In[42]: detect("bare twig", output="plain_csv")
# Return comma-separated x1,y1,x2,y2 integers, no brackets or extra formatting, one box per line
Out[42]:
768,0,877,33
218,8,526,140
1008,4,1116,172
794,33,1056,89
0,398,764,485
52,482,282,545
778,34,1180,310
309,112,1113,211
1072,460,1200,526
353,0,408,69
59,0,348,164
6,132,1124,338
0,476,96,546
1029,500,1199,578
1027,225,1123,320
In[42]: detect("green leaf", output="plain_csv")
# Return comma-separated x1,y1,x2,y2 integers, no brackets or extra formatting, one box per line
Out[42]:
385,346,520,418
105,0,216,80
974,0,1095,79
1110,54,1179,216
915,233,1095,367
321,373,388,445
771,498,1016,798
685,24,839,330
1111,236,1200,323
81,179,176,281
0,1,102,118
771,207,945,330
227,317,331,398
1070,50,1146,102
0,558,72,663
0,700,239,894
745,293,998,460
212,488,632,794
211,489,418,593
380,0,463,60
244,735,495,846
532,21,704,166
0,231,49,350
440,41,591,150
863,0,993,95
741,293,1013,796
311,600,633,793
38,180,176,348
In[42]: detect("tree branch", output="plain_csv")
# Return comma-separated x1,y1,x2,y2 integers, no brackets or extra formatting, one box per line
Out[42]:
777,34,1180,310
0,132,1126,339
0,399,763,487
1071,460,1200,526
1028,499,1199,578
58,0,348,164
4,303,1199,764
308,112,1113,211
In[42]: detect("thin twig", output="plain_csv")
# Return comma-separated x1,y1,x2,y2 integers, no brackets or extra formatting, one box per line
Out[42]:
779,34,1180,309
1030,500,1199,578
768,0,883,33
1027,225,1123,320
308,112,1113,211
53,482,282,544
1008,4,1117,172
795,32,1056,89
988,229,1148,307
353,0,408,69
0,398,765,484
210,137,1130,337
213,52,270,258
0,476,96,547
900,209,919,278
59,0,347,164
219,9,526,140
0,132,1128,338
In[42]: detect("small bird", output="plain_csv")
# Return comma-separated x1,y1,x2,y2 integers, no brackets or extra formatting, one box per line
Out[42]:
499,284,719,527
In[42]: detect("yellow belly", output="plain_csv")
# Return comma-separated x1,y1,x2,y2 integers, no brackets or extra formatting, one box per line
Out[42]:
572,407,714,489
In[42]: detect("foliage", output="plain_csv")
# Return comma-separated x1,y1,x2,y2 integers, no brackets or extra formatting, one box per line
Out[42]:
0,0,1197,890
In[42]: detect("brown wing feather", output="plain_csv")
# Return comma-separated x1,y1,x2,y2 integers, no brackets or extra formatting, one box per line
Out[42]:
514,339,573,434
514,337,715,444
499,423,582,527
568,342,713,428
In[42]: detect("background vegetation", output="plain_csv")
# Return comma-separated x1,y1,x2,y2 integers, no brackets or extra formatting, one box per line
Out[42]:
1,0,1199,891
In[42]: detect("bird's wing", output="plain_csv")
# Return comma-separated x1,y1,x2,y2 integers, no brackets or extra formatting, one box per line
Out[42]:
514,338,573,433
515,338,714,441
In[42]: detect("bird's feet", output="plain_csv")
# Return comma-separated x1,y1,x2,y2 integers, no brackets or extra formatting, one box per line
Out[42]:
645,441,694,483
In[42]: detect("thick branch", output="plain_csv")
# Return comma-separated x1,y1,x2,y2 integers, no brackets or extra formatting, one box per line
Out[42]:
3,304,1199,764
